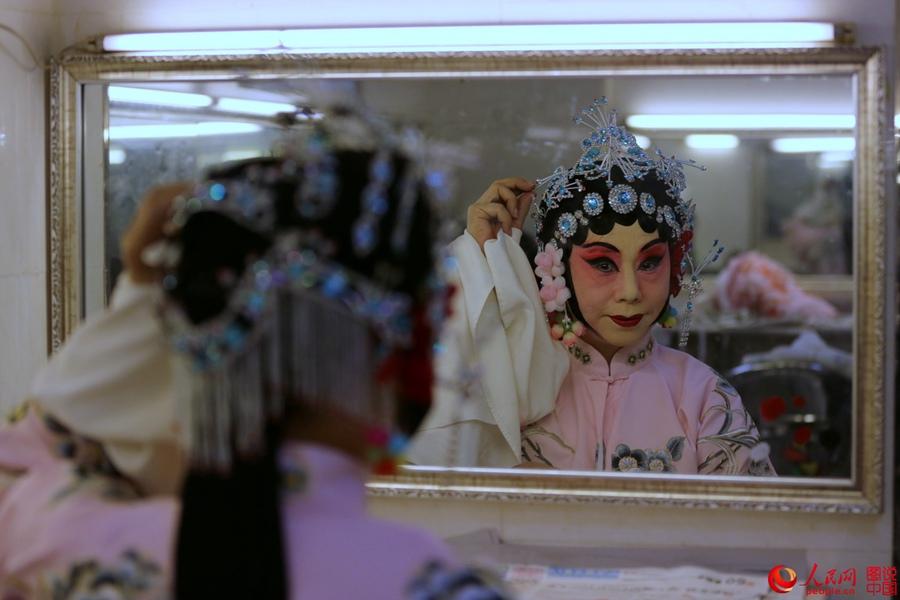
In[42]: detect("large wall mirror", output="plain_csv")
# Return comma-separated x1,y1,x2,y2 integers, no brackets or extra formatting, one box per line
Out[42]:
49,48,889,513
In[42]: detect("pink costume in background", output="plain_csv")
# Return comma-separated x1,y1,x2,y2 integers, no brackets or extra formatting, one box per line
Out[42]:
414,230,773,475
0,276,464,599
714,250,838,321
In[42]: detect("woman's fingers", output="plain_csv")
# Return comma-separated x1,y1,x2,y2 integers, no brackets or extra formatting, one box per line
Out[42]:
477,179,531,219
122,181,193,283
467,177,535,249
494,185,519,218
475,202,513,236
493,177,535,193
513,192,534,230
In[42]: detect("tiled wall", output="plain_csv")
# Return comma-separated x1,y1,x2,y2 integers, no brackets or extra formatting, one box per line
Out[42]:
0,1,53,414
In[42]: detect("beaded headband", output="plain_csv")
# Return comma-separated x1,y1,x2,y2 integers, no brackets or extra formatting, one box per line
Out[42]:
531,98,723,349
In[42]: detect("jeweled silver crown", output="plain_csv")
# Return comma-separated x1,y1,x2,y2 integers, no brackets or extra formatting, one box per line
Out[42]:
532,97,705,247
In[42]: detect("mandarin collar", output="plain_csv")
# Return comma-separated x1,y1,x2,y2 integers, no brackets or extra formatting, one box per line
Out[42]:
570,329,657,380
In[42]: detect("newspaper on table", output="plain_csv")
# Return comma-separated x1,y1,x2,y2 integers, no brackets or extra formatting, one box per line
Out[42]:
504,564,778,600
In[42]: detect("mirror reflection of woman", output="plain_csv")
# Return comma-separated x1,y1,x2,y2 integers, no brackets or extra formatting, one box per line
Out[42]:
415,100,774,475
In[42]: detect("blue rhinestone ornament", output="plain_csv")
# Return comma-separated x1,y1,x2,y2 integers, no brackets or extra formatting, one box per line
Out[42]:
555,213,578,242
296,132,339,220
608,184,638,214
661,205,681,235
639,192,656,216
583,193,603,216
177,180,277,234
208,182,227,202
352,151,393,256
571,98,653,185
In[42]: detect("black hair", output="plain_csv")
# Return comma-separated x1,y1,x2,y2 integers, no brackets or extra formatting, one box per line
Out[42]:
536,167,683,326
170,149,437,600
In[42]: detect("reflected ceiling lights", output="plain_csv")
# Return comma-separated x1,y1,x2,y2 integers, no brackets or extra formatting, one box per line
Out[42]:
101,22,842,53
109,86,305,118
685,134,739,149
108,86,213,108
107,122,263,140
770,137,855,153
215,97,298,116
627,114,856,131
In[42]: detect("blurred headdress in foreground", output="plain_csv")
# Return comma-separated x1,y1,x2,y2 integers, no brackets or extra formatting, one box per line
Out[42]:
158,110,451,471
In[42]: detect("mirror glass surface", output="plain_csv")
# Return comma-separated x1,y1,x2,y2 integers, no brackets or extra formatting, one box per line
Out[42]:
99,74,855,480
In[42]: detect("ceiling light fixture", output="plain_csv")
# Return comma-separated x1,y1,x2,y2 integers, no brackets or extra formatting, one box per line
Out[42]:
101,22,844,54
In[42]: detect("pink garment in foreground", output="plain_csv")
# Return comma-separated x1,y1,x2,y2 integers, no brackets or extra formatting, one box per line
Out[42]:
522,332,774,476
0,410,177,598
0,412,456,599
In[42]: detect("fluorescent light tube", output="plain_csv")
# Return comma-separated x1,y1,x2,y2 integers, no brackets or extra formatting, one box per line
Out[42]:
770,137,855,153
103,30,282,52
281,23,837,52
216,97,297,116
685,134,739,149
101,22,838,53
107,122,263,140
109,86,213,108
627,114,855,131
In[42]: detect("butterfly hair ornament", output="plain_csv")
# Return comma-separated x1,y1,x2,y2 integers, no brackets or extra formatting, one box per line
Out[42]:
530,97,724,351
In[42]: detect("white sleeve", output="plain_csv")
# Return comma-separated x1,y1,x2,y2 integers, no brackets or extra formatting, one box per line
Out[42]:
28,274,184,495
412,229,569,467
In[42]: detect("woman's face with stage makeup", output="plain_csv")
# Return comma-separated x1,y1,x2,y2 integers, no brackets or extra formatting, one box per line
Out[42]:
568,222,671,351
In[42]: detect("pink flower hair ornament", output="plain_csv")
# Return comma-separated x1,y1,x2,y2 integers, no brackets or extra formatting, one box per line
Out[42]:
534,244,586,348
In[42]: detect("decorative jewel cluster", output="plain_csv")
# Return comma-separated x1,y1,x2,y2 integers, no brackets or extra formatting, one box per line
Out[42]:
571,98,653,184
352,150,392,255
165,179,417,373
296,130,340,220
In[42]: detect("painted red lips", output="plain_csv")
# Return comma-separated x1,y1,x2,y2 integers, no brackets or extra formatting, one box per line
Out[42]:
609,314,644,328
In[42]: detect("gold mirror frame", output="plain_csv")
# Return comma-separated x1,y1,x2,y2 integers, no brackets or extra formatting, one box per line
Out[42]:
48,46,890,514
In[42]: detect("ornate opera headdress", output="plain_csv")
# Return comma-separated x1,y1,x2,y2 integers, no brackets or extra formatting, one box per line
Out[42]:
531,98,723,351
157,112,450,472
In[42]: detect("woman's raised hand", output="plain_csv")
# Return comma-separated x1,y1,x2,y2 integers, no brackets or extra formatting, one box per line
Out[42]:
466,177,535,249
121,182,194,284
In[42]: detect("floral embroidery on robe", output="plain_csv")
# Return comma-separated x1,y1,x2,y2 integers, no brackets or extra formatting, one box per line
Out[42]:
610,436,686,473
39,550,163,600
697,378,774,476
